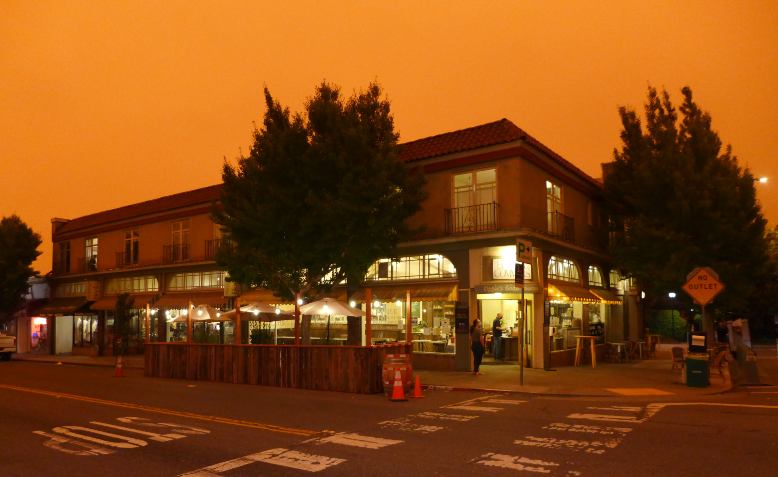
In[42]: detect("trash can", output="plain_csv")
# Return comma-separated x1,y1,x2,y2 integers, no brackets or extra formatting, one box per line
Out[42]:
382,353,413,395
685,353,709,387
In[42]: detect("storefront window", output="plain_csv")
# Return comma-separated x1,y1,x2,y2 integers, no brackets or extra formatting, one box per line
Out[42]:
73,314,98,346
168,271,225,290
365,254,456,281
106,275,159,294
53,281,87,297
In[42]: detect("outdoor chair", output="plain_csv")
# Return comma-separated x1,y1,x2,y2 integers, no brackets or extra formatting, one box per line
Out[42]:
671,346,685,371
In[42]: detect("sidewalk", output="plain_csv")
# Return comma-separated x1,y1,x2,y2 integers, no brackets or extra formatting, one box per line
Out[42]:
10,344,748,398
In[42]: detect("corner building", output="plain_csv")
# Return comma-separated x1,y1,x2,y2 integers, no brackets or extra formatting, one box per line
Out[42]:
37,119,640,369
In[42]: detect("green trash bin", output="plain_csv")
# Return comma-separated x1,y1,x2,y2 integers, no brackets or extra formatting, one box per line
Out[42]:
686,353,710,387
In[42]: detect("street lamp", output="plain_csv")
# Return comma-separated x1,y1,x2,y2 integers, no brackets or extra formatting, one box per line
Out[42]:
758,176,768,184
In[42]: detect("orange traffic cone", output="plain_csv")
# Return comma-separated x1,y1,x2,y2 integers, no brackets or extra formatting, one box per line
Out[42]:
389,370,407,401
114,355,124,378
412,374,424,398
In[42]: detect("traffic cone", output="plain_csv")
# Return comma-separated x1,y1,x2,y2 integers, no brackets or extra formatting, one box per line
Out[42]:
411,374,424,398
389,370,407,401
114,355,124,378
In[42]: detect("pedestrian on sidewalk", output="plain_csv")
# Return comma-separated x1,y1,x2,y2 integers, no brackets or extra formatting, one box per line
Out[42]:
470,318,484,375
492,313,504,359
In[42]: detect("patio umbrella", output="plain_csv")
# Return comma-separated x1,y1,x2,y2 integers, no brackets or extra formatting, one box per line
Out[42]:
220,303,293,344
299,298,365,343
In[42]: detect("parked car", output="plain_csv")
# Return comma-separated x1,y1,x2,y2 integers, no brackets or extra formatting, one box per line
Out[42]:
0,334,16,360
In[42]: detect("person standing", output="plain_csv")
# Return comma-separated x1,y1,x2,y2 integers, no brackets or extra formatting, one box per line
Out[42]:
470,318,484,375
492,313,504,359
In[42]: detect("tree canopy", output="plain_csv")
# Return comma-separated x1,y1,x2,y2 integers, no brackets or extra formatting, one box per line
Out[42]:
604,86,769,314
0,215,42,323
214,81,425,300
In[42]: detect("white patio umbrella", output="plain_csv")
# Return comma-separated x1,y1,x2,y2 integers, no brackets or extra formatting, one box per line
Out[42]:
220,303,292,344
299,298,365,344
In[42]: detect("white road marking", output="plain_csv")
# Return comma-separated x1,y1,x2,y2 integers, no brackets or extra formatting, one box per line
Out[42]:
182,448,346,475
306,432,402,449
33,430,115,456
482,398,528,405
475,453,559,473
543,422,633,436
90,421,184,442
445,404,502,413
586,406,642,412
514,435,622,455
414,411,478,422
52,425,148,449
566,413,643,424
378,418,444,434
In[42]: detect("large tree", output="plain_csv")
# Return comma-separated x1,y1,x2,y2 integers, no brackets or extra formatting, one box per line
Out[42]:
604,87,769,321
214,81,425,300
0,215,42,324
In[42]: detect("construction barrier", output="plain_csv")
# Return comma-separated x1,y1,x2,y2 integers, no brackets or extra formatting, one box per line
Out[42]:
382,353,412,396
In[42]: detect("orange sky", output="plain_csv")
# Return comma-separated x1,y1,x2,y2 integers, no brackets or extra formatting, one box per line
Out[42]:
2,1,776,272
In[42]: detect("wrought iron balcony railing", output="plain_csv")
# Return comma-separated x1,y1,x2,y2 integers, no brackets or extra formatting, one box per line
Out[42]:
444,202,499,234
162,243,190,264
547,211,575,243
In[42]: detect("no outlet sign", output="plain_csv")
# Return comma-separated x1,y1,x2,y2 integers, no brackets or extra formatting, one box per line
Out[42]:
682,267,725,305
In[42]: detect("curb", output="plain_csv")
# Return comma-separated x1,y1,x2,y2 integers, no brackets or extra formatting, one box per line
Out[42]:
11,356,144,371
422,384,612,398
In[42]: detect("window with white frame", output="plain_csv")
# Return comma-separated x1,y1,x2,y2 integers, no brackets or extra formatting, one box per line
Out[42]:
171,219,190,261
84,237,98,271
106,276,159,294
609,269,621,289
167,271,225,291
547,256,580,282
54,281,87,297
365,255,457,281
124,229,139,265
546,180,562,233
588,265,604,287
454,168,496,208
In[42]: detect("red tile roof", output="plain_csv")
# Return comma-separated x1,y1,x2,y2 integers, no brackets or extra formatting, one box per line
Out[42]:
54,184,222,237
399,118,523,162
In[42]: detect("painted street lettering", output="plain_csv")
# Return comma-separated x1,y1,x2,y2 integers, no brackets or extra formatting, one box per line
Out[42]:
475,453,559,474
514,435,622,454
306,432,402,449
378,418,444,434
414,411,478,422
249,448,346,472
543,422,633,436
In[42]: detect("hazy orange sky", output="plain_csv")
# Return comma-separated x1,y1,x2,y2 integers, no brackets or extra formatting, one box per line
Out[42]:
2,1,776,272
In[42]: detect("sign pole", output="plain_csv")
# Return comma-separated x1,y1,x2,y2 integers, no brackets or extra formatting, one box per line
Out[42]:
515,239,532,387
520,284,525,386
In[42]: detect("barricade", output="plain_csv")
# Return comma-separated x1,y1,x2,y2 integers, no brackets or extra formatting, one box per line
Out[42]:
382,353,412,396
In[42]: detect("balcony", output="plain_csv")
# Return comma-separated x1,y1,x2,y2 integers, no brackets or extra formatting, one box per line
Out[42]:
204,238,230,261
53,260,70,275
115,251,139,269
444,202,499,234
76,257,98,273
547,211,575,243
163,243,190,264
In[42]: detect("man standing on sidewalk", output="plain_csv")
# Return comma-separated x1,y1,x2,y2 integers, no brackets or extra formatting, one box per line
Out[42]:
492,313,504,360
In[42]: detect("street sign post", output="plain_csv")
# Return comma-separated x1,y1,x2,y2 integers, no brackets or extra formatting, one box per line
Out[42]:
516,239,532,386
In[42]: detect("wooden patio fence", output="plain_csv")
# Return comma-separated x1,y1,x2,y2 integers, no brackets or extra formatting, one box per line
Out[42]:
144,342,411,394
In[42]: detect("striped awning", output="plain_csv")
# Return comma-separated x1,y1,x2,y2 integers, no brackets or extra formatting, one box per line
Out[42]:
155,292,228,308
32,297,91,315
590,288,622,305
547,283,600,303
349,282,458,302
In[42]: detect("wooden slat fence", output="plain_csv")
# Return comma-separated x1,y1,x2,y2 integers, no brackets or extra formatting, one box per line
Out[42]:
145,343,411,394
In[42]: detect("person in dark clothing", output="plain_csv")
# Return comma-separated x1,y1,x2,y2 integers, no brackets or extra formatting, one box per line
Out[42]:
470,318,484,375
492,313,504,359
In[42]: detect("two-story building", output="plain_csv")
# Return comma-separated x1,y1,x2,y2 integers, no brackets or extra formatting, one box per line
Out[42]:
29,119,641,369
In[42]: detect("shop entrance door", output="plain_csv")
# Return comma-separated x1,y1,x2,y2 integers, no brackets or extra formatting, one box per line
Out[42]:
479,298,533,366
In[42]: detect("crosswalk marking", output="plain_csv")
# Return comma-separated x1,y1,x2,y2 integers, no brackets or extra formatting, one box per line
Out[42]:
482,398,527,405
445,404,502,413
543,422,633,435
307,432,402,449
378,418,444,434
566,413,643,424
180,448,345,475
586,406,642,412
514,435,622,455
414,411,478,422
475,453,559,474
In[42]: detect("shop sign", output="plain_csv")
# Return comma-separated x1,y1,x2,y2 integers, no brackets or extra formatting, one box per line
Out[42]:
491,258,532,281
682,267,725,305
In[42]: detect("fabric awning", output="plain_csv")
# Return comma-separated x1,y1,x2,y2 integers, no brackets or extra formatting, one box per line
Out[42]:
590,288,622,305
32,297,91,315
349,282,458,302
547,283,600,303
89,293,160,311
155,292,228,308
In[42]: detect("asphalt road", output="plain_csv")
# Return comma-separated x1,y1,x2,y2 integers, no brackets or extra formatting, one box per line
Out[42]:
1,361,777,476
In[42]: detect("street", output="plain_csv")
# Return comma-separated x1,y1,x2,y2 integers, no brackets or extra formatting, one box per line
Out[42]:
1,361,777,476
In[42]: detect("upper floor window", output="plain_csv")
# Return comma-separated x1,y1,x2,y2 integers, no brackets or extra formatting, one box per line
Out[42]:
84,237,98,271
106,275,159,294
454,169,496,208
124,229,139,265
588,265,604,287
547,255,580,283
168,271,225,291
170,219,190,262
57,241,71,273
366,254,457,281
54,281,87,297
546,180,562,233
609,269,621,290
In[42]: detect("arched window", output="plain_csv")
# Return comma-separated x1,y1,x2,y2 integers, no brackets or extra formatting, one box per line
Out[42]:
547,256,580,282
365,254,457,281
609,269,621,290
588,266,603,287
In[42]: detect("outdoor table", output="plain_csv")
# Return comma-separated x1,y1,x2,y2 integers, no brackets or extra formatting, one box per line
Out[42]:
574,335,597,368
331,337,347,345
635,340,646,359
610,342,627,363
646,334,661,357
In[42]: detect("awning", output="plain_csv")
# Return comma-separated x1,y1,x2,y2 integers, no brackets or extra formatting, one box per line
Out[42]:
32,297,91,315
89,293,160,311
547,283,600,303
155,292,228,308
590,288,622,305
349,282,458,302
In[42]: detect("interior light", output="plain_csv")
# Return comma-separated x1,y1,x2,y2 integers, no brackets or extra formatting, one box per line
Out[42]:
197,309,203,317
275,308,281,315
373,300,381,308
395,300,402,307
668,292,677,298
641,291,646,299
182,309,188,316
349,300,356,308
216,312,221,318
494,292,503,298
322,304,330,314
253,309,259,316
297,298,304,306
